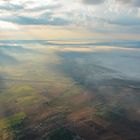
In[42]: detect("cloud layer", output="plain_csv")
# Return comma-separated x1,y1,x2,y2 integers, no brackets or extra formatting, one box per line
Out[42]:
117,0,140,7
0,0,140,38
82,0,105,5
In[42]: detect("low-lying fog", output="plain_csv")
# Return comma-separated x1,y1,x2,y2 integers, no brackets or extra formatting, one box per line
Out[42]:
0,40,140,140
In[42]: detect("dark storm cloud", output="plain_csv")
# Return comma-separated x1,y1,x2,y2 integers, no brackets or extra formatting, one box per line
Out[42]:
82,0,105,5
117,0,140,7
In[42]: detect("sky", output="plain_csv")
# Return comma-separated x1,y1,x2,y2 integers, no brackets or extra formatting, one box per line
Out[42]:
0,0,140,40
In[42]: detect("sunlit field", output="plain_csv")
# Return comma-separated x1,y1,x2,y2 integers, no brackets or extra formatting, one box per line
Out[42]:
0,40,140,140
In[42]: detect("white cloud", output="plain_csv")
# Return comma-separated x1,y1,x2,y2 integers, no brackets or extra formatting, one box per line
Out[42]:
0,20,18,30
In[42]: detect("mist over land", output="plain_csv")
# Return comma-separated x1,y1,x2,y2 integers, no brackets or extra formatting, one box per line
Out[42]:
0,0,140,139
0,40,140,140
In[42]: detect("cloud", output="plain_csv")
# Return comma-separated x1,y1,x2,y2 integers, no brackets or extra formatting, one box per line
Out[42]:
73,0,140,7
104,16,140,26
0,0,140,38
117,0,140,7
1,14,70,26
0,3,23,11
0,20,18,30
0,0,70,26
82,0,105,5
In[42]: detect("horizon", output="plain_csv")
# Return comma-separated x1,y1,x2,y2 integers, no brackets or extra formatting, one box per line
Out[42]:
0,0,140,140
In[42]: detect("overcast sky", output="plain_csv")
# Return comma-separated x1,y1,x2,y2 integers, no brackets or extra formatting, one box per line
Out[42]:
0,0,140,40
